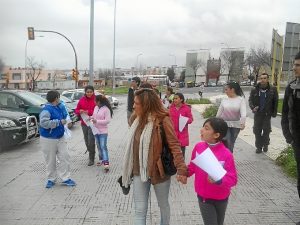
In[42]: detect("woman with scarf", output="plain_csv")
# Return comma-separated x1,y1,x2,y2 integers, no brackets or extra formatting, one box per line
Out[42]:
121,87,188,225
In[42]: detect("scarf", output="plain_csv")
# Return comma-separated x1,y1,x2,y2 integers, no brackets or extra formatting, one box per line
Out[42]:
122,116,154,188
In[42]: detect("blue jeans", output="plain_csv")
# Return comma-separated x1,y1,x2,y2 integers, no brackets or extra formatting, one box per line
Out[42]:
133,176,171,225
225,127,240,152
95,134,109,163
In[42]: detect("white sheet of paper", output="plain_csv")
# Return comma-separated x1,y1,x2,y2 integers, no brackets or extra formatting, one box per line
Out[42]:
179,114,189,132
80,113,98,135
191,147,227,181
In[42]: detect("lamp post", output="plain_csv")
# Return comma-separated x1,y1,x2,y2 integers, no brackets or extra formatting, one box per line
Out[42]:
25,35,44,90
136,53,143,75
112,0,117,95
89,0,95,86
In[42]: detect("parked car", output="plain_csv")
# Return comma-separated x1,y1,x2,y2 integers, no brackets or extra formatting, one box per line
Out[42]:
111,96,119,108
0,90,77,125
0,109,38,150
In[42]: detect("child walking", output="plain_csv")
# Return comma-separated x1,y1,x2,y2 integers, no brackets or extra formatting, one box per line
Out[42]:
90,95,113,172
187,117,237,225
169,92,193,159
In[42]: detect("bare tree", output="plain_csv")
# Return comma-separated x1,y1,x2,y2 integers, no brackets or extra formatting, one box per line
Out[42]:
220,50,244,82
189,59,201,85
98,68,112,86
245,46,271,84
27,56,45,91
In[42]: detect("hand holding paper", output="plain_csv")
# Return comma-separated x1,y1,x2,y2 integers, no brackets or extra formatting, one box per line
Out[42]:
179,114,189,132
191,147,227,181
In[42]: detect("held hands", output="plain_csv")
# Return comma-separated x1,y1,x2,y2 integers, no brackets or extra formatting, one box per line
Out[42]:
176,175,187,184
89,118,97,124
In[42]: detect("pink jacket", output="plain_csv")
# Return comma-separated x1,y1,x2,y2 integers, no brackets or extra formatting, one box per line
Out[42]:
92,105,111,134
75,95,96,125
188,142,237,200
169,103,193,146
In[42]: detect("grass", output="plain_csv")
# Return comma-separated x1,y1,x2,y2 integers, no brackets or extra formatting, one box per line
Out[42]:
278,99,283,114
202,105,218,118
276,146,297,178
186,98,211,104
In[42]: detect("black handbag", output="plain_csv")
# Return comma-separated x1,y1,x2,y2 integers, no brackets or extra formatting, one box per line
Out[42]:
160,122,177,176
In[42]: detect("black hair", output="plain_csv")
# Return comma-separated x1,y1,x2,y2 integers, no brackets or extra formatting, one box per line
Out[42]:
226,81,244,97
46,90,60,103
95,95,113,117
84,85,94,93
295,51,300,60
174,92,185,103
167,87,174,94
203,117,228,142
132,76,141,86
260,73,269,78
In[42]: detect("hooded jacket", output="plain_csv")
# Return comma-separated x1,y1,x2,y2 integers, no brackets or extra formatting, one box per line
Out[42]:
188,141,237,200
75,95,96,125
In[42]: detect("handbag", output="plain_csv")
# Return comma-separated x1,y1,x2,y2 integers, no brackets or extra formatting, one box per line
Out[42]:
160,122,177,176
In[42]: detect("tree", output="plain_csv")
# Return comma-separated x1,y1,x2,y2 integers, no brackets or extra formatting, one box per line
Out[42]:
180,69,185,82
220,50,244,82
98,68,112,86
189,59,201,85
27,56,45,91
166,67,175,82
245,46,271,84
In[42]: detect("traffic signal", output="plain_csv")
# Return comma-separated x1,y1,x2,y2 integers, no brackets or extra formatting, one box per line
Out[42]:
27,27,35,40
72,69,78,81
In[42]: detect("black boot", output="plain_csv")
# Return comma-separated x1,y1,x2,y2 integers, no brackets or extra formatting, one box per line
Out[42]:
256,148,262,154
88,153,95,166
263,146,268,152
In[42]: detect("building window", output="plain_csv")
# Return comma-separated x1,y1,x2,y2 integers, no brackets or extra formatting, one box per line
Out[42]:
12,73,22,80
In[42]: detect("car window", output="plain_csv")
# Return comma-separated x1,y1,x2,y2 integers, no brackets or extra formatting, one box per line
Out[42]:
74,92,84,100
17,91,47,106
62,92,73,99
0,93,23,109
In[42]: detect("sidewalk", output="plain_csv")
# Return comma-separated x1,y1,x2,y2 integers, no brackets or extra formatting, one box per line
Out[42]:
0,100,299,225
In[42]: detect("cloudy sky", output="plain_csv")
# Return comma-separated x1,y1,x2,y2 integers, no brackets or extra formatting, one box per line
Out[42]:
0,0,299,70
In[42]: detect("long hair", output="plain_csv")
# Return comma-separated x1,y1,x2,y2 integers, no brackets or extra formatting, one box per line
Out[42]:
95,95,113,117
203,117,228,147
174,92,185,103
84,85,94,93
226,81,244,97
134,88,168,129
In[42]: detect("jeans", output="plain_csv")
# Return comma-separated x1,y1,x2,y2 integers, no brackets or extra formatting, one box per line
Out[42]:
95,134,109,163
133,176,171,225
225,127,240,152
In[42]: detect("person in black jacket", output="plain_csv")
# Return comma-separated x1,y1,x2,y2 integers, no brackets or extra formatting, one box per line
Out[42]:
249,73,278,153
282,52,300,222
127,76,141,123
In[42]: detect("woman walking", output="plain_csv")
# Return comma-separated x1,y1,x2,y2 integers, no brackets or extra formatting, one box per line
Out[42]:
90,95,113,172
121,88,187,225
75,86,96,166
216,81,247,152
169,92,193,159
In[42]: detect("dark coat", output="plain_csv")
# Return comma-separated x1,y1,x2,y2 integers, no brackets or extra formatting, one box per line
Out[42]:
248,83,278,117
281,79,300,144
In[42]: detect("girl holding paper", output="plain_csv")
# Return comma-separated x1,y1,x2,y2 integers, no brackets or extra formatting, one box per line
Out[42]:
216,81,247,152
187,117,237,225
90,95,113,172
169,93,193,159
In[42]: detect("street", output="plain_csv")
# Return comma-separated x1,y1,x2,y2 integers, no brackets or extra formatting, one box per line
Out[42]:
0,90,299,225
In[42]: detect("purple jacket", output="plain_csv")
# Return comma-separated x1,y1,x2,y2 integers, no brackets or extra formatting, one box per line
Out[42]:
169,103,193,147
188,142,238,200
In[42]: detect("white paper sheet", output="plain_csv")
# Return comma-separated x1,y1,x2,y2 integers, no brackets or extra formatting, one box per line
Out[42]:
80,113,98,135
191,147,227,181
179,114,189,132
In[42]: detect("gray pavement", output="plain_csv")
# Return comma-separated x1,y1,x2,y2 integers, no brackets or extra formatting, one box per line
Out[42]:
0,96,299,225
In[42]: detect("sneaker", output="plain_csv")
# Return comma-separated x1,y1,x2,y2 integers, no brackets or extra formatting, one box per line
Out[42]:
88,160,94,166
256,148,262,154
263,146,268,153
62,179,76,186
96,161,102,166
45,180,55,188
104,162,109,172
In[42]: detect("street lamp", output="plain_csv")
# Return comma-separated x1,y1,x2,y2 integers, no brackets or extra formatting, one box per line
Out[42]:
136,53,143,75
169,54,176,66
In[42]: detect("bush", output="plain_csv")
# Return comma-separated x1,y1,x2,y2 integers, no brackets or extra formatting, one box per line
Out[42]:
186,98,211,104
276,146,297,178
202,105,218,118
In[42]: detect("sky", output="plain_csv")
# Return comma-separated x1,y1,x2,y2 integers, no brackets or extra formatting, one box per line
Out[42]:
0,0,299,70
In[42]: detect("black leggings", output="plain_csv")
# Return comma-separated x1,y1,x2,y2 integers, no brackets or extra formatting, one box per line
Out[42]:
198,196,228,225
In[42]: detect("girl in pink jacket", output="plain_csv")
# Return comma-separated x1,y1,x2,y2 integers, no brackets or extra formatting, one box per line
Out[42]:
169,92,193,159
90,95,113,172
188,117,237,225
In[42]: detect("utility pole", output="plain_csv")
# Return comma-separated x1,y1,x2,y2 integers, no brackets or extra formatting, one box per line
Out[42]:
89,0,94,86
